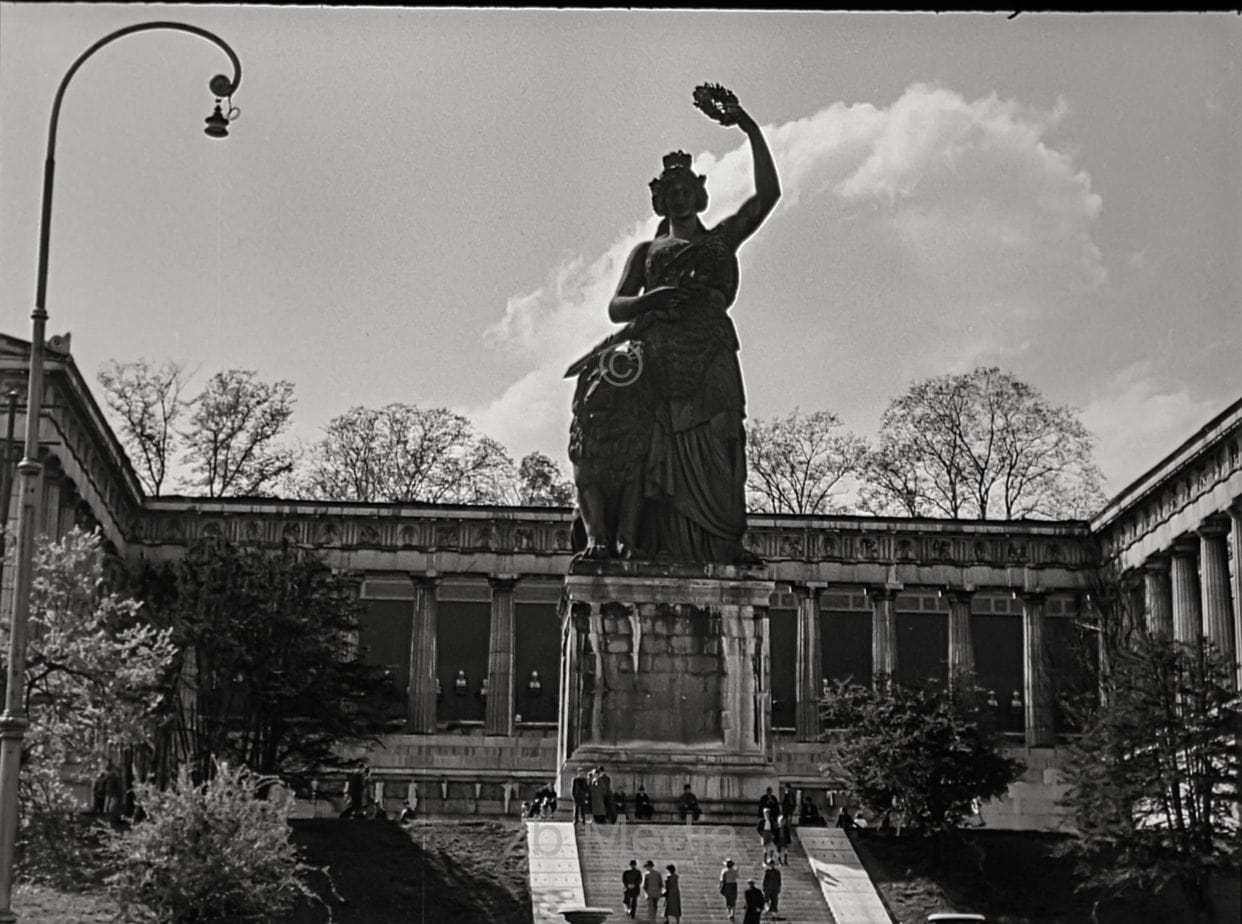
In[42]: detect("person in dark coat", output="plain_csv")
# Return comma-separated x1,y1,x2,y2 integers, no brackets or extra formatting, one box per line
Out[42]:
757,785,779,818
634,784,654,821
676,784,701,823
774,810,791,865
762,859,782,916
572,767,591,823
614,788,629,823
780,785,797,822
590,765,612,823
742,879,766,924
719,857,739,920
622,859,643,919
662,864,682,923
642,860,664,922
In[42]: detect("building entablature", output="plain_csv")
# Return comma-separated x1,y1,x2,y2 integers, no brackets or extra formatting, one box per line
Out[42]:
134,497,1096,593
0,335,145,551
1092,397,1242,571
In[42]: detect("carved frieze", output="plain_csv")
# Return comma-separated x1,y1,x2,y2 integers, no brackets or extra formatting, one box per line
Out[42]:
137,505,1097,575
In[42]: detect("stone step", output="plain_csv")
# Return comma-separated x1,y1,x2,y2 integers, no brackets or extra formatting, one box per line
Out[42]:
576,824,839,923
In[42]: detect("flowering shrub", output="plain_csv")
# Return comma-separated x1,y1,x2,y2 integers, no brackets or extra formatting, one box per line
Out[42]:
0,528,176,816
108,761,324,922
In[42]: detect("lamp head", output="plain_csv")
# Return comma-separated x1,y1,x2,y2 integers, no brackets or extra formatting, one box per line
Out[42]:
204,101,230,138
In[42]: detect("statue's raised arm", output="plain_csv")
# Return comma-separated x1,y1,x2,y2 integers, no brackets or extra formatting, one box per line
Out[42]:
693,84,781,248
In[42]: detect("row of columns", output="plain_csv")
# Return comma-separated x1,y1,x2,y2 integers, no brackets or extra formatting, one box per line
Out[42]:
792,583,1057,748
407,573,519,736
1140,508,1241,678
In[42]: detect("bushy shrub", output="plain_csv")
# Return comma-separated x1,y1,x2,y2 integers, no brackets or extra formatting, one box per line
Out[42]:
821,679,1024,836
108,761,322,922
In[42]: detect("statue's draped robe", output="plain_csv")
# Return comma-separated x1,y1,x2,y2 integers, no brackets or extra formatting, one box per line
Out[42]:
568,218,750,563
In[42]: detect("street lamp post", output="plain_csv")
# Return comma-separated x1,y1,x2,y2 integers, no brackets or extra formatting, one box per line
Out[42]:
0,22,243,921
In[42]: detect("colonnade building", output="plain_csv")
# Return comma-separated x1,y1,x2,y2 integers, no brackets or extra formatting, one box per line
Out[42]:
2,334,1238,830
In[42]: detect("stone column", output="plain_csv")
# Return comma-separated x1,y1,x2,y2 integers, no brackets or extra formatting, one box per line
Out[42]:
794,583,824,740
1231,502,1242,689
1021,592,1055,747
1170,538,1202,642
1198,517,1235,658
945,587,976,688
753,605,771,753
1143,556,1174,637
585,603,605,744
555,604,580,787
407,573,439,734
484,575,518,737
870,585,899,688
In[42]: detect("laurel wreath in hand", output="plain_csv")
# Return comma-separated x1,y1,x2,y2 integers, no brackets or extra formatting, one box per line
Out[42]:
693,83,739,125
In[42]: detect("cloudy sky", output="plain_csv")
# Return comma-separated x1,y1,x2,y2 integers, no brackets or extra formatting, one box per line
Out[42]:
1,7,1238,499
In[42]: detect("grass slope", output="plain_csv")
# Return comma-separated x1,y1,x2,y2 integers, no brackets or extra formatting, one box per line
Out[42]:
852,828,1206,924
283,818,533,924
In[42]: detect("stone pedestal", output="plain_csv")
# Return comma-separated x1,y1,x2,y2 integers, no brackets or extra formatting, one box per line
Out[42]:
557,560,777,804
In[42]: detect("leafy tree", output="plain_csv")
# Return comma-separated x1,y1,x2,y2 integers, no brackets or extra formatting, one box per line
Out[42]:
97,359,188,496
139,538,400,783
745,409,867,514
820,679,1023,837
862,367,1106,519
182,370,296,497
108,761,322,923
0,529,175,814
1060,630,1241,921
517,451,574,506
303,403,517,504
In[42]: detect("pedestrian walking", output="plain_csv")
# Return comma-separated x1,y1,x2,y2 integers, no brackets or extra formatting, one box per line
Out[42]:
642,860,664,923
662,864,682,924
622,859,643,919
742,878,766,924
719,857,739,920
762,859,782,918
758,806,776,864
774,810,791,865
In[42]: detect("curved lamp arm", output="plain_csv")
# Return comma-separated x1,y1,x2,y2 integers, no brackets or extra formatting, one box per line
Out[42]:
37,20,243,313
2,22,245,923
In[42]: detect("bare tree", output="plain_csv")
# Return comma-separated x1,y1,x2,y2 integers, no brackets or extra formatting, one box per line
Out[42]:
745,409,867,515
182,370,296,497
862,367,1106,520
858,440,929,517
303,404,518,504
517,451,575,507
96,359,187,495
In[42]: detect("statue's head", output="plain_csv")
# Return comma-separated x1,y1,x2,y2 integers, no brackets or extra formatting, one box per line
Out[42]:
649,150,708,217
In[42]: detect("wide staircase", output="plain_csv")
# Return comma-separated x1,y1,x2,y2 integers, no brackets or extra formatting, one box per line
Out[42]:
577,823,838,922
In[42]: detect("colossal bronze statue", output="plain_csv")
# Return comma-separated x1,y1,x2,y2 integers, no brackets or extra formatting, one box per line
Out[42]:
567,85,781,564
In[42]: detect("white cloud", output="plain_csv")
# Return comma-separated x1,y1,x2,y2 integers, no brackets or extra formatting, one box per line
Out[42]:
1080,364,1223,491
473,83,1110,463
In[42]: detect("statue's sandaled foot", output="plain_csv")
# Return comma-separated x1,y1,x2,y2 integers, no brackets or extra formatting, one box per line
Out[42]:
576,542,612,561
616,542,646,561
